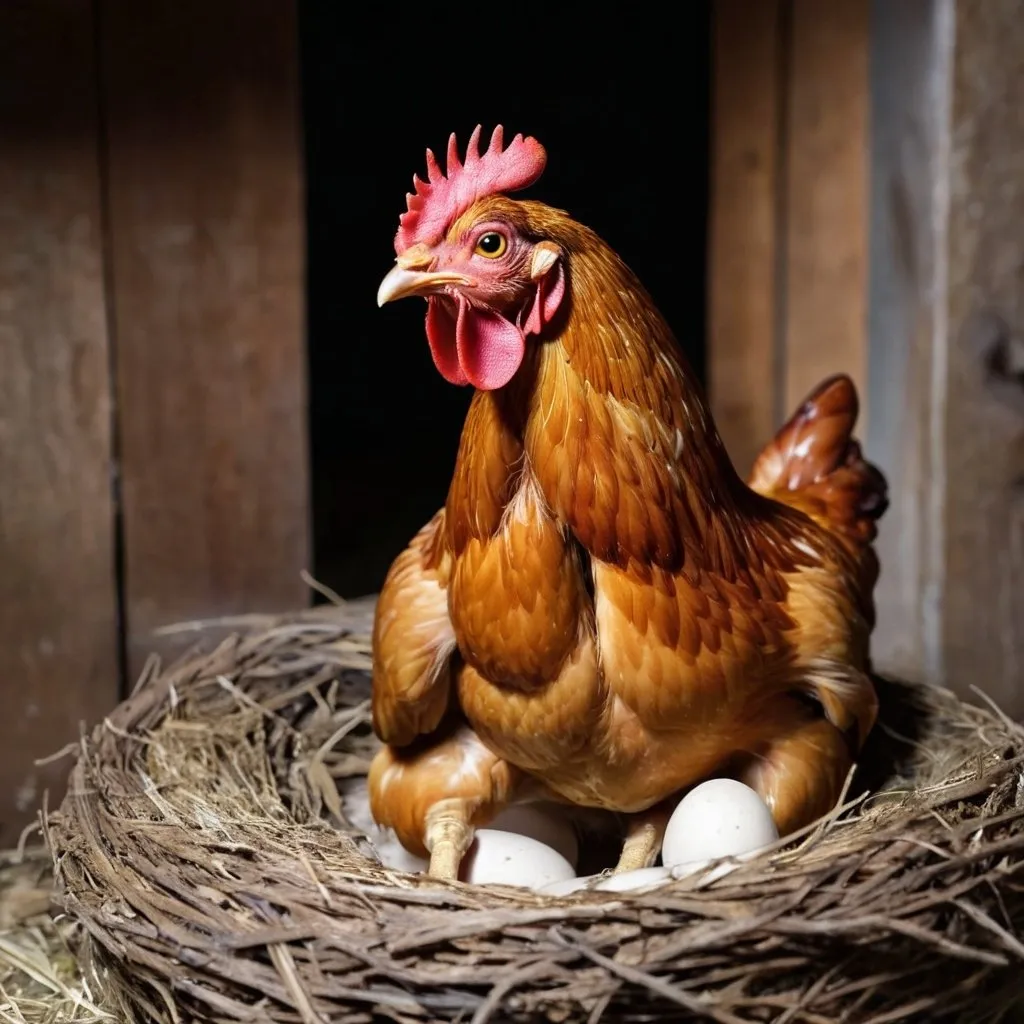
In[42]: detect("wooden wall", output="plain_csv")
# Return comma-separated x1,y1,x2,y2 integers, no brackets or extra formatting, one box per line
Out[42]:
867,0,1024,716
708,0,870,477
709,0,1024,717
0,2,120,850
0,0,308,846
99,2,309,681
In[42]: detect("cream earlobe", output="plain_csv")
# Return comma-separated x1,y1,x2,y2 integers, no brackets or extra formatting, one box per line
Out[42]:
530,241,561,281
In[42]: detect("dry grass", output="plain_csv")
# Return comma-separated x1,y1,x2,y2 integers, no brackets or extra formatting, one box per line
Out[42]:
37,601,1024,1023
0,845,126,1024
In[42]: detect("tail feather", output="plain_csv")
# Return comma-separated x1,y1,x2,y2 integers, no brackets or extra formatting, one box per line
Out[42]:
748,374,889,545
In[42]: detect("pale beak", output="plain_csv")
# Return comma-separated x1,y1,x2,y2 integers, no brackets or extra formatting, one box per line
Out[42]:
376,264,473,307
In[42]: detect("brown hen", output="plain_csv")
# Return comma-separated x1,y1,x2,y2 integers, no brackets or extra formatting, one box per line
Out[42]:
367,127,888,880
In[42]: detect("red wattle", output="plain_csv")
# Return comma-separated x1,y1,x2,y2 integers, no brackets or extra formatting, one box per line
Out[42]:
455,297,525,391
425,297,469,385
424,260,567,391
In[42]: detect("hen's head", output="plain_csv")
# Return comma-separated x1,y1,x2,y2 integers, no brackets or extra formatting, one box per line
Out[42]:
377,125,567,390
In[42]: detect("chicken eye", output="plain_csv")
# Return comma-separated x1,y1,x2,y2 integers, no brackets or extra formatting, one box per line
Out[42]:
474,231,508,259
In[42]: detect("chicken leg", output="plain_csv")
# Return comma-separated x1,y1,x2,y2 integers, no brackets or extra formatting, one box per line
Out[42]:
368,723,521,881
615,802,674,873
424,799,474,879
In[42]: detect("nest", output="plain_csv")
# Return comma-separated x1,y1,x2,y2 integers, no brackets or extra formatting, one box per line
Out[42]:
45,601,1024,1024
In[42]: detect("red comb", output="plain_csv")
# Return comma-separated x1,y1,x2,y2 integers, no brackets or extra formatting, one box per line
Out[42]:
395,125,547,254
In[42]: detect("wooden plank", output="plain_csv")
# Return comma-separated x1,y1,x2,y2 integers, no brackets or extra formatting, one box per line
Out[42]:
940,0,1024,716
0,3,121,844
98,0,310,678
783,0,870,416
707,0,783,477
867,0,1024,717
865,0,950,686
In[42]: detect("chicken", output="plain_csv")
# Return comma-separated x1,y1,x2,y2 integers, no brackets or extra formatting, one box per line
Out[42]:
368,126,888,880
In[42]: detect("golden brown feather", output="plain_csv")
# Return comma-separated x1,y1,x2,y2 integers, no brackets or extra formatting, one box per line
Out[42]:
370,510,454,747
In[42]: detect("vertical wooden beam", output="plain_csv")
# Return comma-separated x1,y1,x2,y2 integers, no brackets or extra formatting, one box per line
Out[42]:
940,0,1024,714
868,0,1024,716
707,0,782,477
98,1,310,678
866,0,950,685
0,3,121,843
783,0,870,416
708,1,870,470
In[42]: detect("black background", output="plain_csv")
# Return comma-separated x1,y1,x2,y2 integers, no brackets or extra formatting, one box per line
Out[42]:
300,3,712,597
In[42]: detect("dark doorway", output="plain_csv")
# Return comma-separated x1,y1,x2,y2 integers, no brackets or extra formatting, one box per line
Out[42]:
300,3,712,598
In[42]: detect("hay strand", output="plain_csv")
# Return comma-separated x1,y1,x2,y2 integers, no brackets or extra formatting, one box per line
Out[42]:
44,602,1024,1023
0,845,124,1024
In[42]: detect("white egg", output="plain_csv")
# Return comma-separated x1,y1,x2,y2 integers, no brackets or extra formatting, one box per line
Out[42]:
539,875,595,897
487,804,580,867
662,778,779,868
460,828,576,890
594,866,671,893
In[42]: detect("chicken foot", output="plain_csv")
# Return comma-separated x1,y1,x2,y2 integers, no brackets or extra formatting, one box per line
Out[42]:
615,803,673,873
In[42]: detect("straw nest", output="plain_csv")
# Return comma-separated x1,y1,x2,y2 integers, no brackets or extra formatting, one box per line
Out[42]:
45,600,1024,1024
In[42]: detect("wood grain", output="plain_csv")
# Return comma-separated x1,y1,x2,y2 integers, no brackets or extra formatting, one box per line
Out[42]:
868,0,1024,717
98,0,310,679
0,2,120,844
707,0,783,477
782,0,870,418
865,0,949,688
941,0,1024,716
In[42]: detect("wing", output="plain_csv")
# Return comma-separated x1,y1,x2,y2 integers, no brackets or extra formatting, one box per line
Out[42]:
525,357,814,731
371,509,457,747
592,559,795,732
